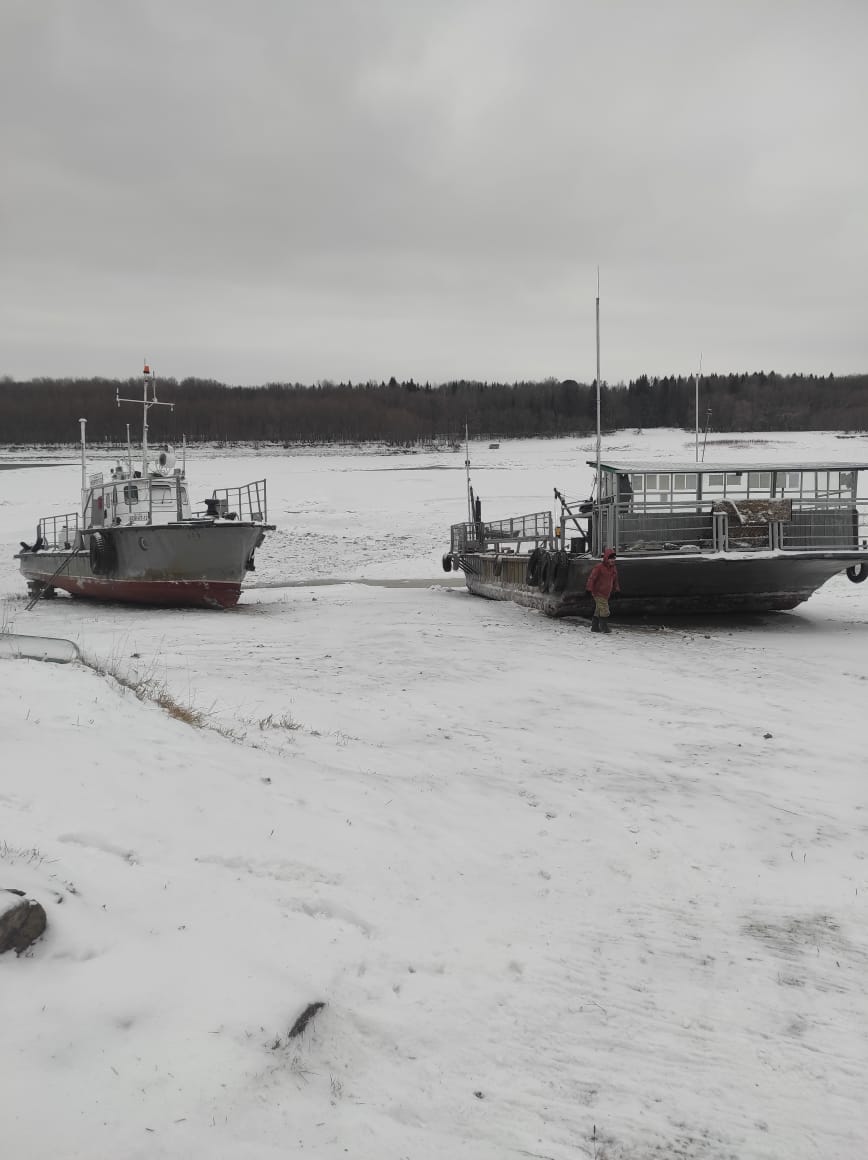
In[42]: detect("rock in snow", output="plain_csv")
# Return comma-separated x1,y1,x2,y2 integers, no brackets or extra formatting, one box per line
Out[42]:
0,890,47,954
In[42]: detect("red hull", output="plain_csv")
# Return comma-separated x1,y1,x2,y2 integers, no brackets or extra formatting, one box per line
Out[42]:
32,572,242,609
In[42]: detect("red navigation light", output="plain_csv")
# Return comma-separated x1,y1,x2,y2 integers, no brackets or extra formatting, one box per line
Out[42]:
143,363,151,374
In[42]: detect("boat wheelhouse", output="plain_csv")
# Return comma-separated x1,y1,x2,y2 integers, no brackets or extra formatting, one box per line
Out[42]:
445,457,868,617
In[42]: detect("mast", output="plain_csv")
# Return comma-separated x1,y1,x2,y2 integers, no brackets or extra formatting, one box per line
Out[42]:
79,418,87,514
595,270,602,553
116,361,173,477
694,355,702,462
465,422,474,526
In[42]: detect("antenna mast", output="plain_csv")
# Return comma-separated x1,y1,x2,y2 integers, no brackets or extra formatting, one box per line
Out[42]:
595,269,602,553
116,361,174,478
694,355,702,462
465,422,474,526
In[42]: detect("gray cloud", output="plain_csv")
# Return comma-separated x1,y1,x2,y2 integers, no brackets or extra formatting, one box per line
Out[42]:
2,0,867,386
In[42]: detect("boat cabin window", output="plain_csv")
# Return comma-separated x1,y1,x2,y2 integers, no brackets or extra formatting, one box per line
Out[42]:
644,474,670,502
673,473,698,491
643,473,670,491
151,483,174,505
748,472,772,492
630,474,644,491
123,484,139,504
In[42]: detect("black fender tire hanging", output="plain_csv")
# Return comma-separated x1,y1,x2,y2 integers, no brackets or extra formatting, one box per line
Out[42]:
538,552,551,593
846,563,868,583
525,547,542,586
552,550,569,593
89,531,117,576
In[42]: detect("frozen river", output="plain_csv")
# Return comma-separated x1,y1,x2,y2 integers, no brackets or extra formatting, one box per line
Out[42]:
1,430,867,1159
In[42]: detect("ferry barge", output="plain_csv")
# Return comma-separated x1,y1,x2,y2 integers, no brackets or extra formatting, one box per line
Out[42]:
445,458,868,617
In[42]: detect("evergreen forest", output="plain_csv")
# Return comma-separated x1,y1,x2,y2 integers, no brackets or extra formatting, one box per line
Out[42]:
0,372,866,445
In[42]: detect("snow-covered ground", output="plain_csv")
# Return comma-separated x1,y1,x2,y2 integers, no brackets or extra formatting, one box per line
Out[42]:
1,430,867,1159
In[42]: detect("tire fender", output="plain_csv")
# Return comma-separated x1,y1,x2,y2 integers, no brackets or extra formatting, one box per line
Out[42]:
525,547,542,587
538,552,551,592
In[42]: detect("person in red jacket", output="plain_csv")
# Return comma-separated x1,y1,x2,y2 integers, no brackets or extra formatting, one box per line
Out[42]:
586,547,620,633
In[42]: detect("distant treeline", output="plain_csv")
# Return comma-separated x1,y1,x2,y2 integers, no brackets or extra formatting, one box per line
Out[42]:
0,372,866,444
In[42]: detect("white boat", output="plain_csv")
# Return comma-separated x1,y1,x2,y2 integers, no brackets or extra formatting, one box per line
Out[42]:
15,363,275,609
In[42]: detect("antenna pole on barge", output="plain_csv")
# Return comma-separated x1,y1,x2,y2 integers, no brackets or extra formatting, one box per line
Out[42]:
79,418,87,513
595,269,602,554
694,355,702,462
465,422,474,526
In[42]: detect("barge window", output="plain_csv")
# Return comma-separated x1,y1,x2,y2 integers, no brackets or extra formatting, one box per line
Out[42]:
748,472,771,490
707,473,724,489
646,473,670,490
630,474,645,491
725,473,742,485
673,473,698,490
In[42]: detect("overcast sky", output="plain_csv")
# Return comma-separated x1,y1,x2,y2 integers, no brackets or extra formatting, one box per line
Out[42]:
2,0,867,387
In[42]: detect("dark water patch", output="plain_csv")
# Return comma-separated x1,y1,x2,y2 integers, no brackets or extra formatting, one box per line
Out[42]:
0,462,74,471
247,576,464,590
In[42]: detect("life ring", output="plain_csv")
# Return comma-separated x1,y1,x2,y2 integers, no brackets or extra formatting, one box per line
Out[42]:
525,547,542,587
846,563,868,584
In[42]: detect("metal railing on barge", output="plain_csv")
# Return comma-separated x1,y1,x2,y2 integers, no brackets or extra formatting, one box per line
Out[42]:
450,511,554,554
597,497,868,555
451,496,868,561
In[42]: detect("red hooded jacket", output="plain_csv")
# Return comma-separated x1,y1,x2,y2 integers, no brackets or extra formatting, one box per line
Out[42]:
586,548,620,599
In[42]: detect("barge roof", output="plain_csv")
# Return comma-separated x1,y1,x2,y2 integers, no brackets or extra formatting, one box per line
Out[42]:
590,459,868,474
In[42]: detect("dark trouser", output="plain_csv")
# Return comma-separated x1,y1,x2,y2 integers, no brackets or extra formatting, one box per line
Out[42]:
591,595,612,633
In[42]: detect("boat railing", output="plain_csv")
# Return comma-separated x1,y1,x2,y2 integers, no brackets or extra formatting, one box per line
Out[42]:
610,500,716,553
451,511,554,553
604,496,868,554
37,512,81,550
83,473,190,527
194,479,269,523
782,498,868,551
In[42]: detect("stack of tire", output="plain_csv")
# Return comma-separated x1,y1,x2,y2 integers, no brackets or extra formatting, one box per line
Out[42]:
525,548,569,594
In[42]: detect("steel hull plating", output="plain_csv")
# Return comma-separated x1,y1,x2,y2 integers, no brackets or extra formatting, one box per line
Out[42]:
18,522,265,609
459,551,865,617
